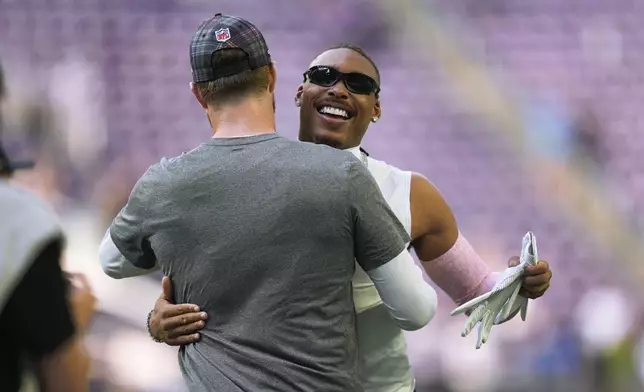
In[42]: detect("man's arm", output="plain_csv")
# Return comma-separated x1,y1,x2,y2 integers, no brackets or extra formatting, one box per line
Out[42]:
409,173,552,304
99,228,159,279
348,160,437,331
408,173,495,305
3,239,92,392
99,164,165,278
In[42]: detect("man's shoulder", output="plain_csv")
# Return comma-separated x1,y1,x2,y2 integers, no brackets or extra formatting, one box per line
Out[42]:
286,141,358,168
0,181,45,205
279,139,345,155
148,142,219,176
137,154,185,183
0,182,59,226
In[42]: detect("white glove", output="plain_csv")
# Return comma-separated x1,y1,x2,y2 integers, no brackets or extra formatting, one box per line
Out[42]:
450,231,538,349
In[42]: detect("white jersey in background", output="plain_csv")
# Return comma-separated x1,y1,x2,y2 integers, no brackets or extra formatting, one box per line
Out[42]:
346,147,415,392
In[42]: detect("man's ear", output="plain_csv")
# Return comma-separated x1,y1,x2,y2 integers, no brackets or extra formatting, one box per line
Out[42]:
294,85,304,107
372,99,382,121
190,82,208,109
267,62,278,93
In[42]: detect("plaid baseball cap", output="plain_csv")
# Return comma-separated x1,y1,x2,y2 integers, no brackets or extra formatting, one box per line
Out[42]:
190,14,271,83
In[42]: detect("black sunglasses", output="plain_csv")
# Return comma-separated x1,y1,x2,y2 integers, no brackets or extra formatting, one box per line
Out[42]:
303,66,380,96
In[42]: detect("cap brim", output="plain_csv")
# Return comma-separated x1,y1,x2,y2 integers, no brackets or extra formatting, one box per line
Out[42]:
9,160,35,170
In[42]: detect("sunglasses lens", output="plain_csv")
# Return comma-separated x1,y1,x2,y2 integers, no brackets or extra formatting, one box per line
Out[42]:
307,67,379,95
345,74,376,94
308,67,339,87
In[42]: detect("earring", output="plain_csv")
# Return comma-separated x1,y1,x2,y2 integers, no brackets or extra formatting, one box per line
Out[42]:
371,116,379,123
295,100,301,107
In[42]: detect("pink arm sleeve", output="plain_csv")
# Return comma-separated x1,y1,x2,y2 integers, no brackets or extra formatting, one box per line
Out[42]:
420,232,497,305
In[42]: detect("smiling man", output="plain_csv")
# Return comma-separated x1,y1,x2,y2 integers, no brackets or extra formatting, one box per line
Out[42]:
148,44,553,392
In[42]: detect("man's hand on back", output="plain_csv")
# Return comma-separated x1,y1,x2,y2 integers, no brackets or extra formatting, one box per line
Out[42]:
149,276,208,345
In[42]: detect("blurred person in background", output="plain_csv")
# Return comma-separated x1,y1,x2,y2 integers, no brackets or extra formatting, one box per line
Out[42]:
99,14,437,392
571,102,608,171
149,45,554,392
0,62,96,392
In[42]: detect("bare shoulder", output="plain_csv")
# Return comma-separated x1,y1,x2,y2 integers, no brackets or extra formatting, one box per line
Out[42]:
409,172,458,247
410,172,442,200
410,172,453,214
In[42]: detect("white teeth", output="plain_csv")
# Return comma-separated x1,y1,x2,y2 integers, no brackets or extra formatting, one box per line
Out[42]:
319,106,349,118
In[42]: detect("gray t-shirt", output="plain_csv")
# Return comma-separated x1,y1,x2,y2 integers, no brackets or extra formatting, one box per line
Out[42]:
110,134,410,392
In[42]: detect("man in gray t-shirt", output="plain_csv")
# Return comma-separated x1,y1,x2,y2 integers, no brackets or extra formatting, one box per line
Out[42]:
99,14,436,392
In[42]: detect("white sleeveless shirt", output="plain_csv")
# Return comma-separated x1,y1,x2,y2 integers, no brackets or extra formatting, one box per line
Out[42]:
346,147,415,392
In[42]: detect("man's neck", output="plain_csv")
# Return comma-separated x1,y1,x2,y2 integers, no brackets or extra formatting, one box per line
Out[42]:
210,97,276,138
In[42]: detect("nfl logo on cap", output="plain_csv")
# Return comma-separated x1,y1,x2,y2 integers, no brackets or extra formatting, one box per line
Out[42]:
215,28,231,42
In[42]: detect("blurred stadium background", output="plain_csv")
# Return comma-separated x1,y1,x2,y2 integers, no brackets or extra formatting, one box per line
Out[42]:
2,0,644,391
